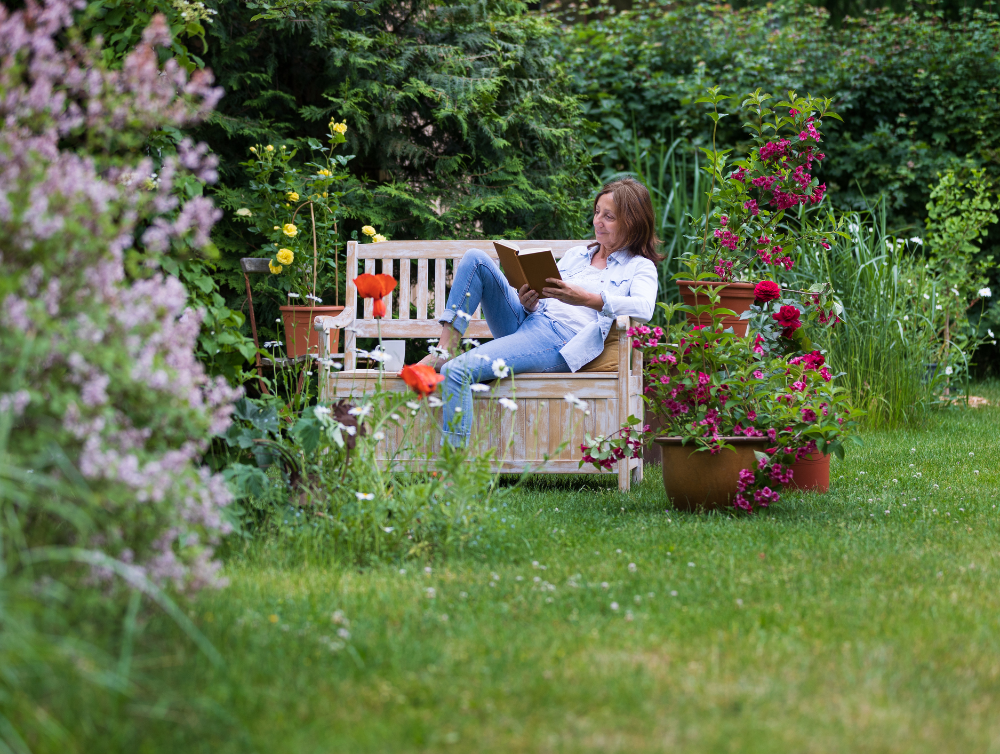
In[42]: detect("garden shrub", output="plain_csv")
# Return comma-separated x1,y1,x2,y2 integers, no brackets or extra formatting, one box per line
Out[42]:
0,1,238,589
555,0,1000,228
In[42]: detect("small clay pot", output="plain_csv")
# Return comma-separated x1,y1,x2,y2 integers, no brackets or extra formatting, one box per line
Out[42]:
676,280,756,337
280,305,344,358
787,451,831,492
655,436,770,511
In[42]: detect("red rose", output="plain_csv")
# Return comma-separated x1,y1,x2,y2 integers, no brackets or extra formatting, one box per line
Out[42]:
753,280,781,304
772,304,802,337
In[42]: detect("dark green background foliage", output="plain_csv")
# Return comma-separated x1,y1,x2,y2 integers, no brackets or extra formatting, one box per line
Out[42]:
555,0,1000,228
194,0,594,243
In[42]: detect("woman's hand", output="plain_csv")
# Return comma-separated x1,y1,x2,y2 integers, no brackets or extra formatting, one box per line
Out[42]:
518,283,540,312
541,278,604,310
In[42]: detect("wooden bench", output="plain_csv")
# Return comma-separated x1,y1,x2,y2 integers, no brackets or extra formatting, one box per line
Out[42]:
313,240,644,491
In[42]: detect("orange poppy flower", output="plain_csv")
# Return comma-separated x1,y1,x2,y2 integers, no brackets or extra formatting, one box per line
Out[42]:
400,363,445,399
354,273,397,318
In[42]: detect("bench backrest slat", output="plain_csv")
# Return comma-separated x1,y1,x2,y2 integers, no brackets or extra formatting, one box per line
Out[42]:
341,240,590,370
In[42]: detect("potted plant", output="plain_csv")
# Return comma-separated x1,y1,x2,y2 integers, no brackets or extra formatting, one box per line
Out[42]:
581,288,860,510
227,119,388,358
677,88,842,335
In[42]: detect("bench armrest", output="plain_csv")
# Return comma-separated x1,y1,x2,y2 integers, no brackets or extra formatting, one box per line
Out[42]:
314,310,355,332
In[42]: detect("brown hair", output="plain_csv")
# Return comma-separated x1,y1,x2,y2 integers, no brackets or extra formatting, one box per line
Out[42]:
589,177,663,263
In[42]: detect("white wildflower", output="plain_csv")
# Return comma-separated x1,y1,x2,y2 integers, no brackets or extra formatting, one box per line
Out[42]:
463,339,481,347
348,404,372,418
406,401,420,410
909,237,922,245
314,405,332,419
498,397,518,412
492,358,510,379
356,492,375,500
979,287,992,298
470,384,490,392
563,393,589,412
945,366,953,375
427,396,443,407
455,310,473,321
373,431,385,441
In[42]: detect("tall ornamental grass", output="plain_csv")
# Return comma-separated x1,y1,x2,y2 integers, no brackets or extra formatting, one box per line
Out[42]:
791,205,945,429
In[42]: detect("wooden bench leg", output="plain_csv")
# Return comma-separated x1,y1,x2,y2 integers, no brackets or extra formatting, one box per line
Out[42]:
618,458,630,492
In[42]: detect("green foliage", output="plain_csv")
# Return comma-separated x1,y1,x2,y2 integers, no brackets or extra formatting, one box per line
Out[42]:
924,167,999,301
196,0,595,242
554,0,1000,229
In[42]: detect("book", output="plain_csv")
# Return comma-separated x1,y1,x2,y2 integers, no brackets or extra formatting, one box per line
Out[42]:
493,241,562,298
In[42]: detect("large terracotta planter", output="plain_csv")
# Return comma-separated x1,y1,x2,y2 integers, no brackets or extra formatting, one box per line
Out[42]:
280,305,344,358
787,451,830,492
654,436,770,511
676,280,755,336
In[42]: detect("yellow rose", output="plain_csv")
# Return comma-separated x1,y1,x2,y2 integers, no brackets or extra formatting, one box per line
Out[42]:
322,192,328,198
331,121,347,135
317,168,332,177
362,225,376,237
250,146,257,154
282,223,298,238
236,208,252,217
276,248,294,265
268,261,283,274
273,225,280,230
286,192,299,202
265,145,274,152
373,234,387,243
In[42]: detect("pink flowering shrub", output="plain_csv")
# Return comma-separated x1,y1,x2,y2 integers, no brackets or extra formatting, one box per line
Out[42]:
691,88,842,282
581,288,859,512
0,0,240,590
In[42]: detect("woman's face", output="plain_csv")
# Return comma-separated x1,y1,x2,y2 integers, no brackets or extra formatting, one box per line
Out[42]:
593,193,623,251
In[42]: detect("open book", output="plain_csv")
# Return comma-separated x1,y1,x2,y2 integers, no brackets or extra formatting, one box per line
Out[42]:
493,241,562,298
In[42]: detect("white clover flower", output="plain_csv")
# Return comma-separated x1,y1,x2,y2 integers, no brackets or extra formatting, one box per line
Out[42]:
628,562,637,573
979,287,992,298
492,358,510,378
356,492,375,500
470,383,490,392
425,587,436,599
498,397,518,412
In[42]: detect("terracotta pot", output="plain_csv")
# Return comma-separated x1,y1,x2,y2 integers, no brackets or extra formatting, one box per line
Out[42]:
279,305,344,358
654,436,770,511
787,451,830,492
676,280,756,336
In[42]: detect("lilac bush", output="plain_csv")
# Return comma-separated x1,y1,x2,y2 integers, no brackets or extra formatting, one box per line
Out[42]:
0,0,239,590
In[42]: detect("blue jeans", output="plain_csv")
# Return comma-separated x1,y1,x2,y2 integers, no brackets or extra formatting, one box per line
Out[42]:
438,248,572,446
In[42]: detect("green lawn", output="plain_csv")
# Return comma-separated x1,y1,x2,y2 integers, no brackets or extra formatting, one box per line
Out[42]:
127,385,1000,753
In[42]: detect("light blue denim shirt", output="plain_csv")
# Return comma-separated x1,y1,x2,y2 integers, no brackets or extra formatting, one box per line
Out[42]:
537,244,658,372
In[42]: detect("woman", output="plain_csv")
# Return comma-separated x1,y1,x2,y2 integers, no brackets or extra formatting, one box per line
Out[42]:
423,177,661,447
